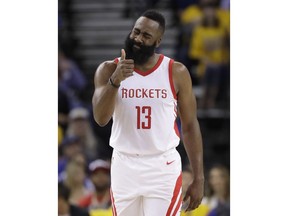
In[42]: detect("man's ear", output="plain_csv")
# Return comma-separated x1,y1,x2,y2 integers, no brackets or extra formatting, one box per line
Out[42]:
156,37,162,48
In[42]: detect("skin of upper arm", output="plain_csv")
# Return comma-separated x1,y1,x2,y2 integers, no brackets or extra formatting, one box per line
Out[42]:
173,62,198,129
93,61,117,98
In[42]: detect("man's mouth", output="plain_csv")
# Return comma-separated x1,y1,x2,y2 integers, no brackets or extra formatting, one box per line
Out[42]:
133,44,141,50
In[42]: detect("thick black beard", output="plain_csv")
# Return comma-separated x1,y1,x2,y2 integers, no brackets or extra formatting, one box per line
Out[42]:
124,34,156,65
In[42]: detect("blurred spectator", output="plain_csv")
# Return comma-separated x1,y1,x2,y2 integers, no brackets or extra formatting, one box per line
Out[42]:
176,0,229,87
219,0,230,10
89,208,113,216
58,50,87,109
188,4,229,108
181,0,207,26
176,0,215,80
181,168,210,216
181,0,229,32
58,135,83,181
207,202,230,216
66,107,101,161
58,182,90,216
62,158,92,205
79,159,111,210
175,0,198,12
91,119,114,161
58,87,70,133
58,125,64,145
181,164,230,215
203,164,230,215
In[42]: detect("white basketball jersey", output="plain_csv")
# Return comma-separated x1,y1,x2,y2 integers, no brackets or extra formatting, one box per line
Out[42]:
110,54,180,155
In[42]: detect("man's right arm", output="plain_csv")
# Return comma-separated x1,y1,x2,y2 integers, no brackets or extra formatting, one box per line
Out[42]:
92,49,134,126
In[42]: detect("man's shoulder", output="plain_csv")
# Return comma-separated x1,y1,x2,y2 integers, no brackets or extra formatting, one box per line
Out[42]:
171,61,188,74
159,54,185,68
170,60,191,92
99,59,117,68
95,59,117,75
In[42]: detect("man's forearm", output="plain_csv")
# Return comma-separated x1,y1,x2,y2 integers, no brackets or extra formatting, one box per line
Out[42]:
92,84,119,126
182,120,204,180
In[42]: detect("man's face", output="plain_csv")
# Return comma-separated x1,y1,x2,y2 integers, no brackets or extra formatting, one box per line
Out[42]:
124,17,162,65
63,142,82,159
91,169,110,192
71,118,88,136
209,168,228,194
124,35,156,65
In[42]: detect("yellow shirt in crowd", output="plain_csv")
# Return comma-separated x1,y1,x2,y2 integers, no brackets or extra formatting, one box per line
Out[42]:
180,204,210,216
189,26,229,76
89,208,113,216
181,5,230,33
88,205,210,216
58,125,64,145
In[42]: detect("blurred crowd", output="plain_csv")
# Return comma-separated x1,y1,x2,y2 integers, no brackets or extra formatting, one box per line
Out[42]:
175,0,230,110
58,0,230,215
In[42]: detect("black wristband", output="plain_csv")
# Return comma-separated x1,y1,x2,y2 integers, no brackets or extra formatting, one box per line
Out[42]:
109,77,120,88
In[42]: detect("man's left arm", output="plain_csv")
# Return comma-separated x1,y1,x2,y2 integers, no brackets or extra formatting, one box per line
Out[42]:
173,61,204,212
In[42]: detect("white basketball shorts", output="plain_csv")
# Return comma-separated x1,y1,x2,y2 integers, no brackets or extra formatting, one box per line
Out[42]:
110,148,182,216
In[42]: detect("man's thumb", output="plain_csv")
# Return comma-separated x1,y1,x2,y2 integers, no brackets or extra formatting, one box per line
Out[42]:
120,49,126,60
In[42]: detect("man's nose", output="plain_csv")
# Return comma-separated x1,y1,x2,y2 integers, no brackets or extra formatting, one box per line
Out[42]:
134,34,143,44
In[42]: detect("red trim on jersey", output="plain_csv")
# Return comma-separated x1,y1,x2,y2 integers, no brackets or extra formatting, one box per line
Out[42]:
171,193,183,216
174,121,180,138
110,188,117,216
168,59,177,100
114,58,119,64
166,173,182,216
134,54,164,76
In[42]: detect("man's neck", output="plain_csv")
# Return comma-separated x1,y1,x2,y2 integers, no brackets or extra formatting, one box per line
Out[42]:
134,53,159,72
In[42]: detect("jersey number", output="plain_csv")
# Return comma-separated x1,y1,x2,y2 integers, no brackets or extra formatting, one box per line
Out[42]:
136,106,151,129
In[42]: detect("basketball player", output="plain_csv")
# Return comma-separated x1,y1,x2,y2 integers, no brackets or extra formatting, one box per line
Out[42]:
92,10,204,216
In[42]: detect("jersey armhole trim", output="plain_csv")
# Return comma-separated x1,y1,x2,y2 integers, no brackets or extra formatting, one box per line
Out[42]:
168,59,177,100
114,58,119,64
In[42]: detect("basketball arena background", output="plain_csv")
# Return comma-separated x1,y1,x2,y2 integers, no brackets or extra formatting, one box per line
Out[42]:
58,0,230,215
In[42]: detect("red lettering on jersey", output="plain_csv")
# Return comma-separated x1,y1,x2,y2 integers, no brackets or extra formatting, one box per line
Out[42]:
162,89,167,98
129,89,134,98
121,88,128,98
136,89,141,98
142,88,148,98
149,89,154,98
121,88,168,99
155,89,161,98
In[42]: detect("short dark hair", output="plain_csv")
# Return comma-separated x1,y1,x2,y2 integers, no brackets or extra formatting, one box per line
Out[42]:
141,10,166,33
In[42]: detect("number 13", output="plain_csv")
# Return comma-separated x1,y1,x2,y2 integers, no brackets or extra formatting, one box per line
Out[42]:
136,106,151,129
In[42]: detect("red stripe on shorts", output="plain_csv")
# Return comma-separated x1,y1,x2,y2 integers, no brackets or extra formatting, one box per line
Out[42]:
171,192,183,216
166,173,182,216
110,188,117,216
